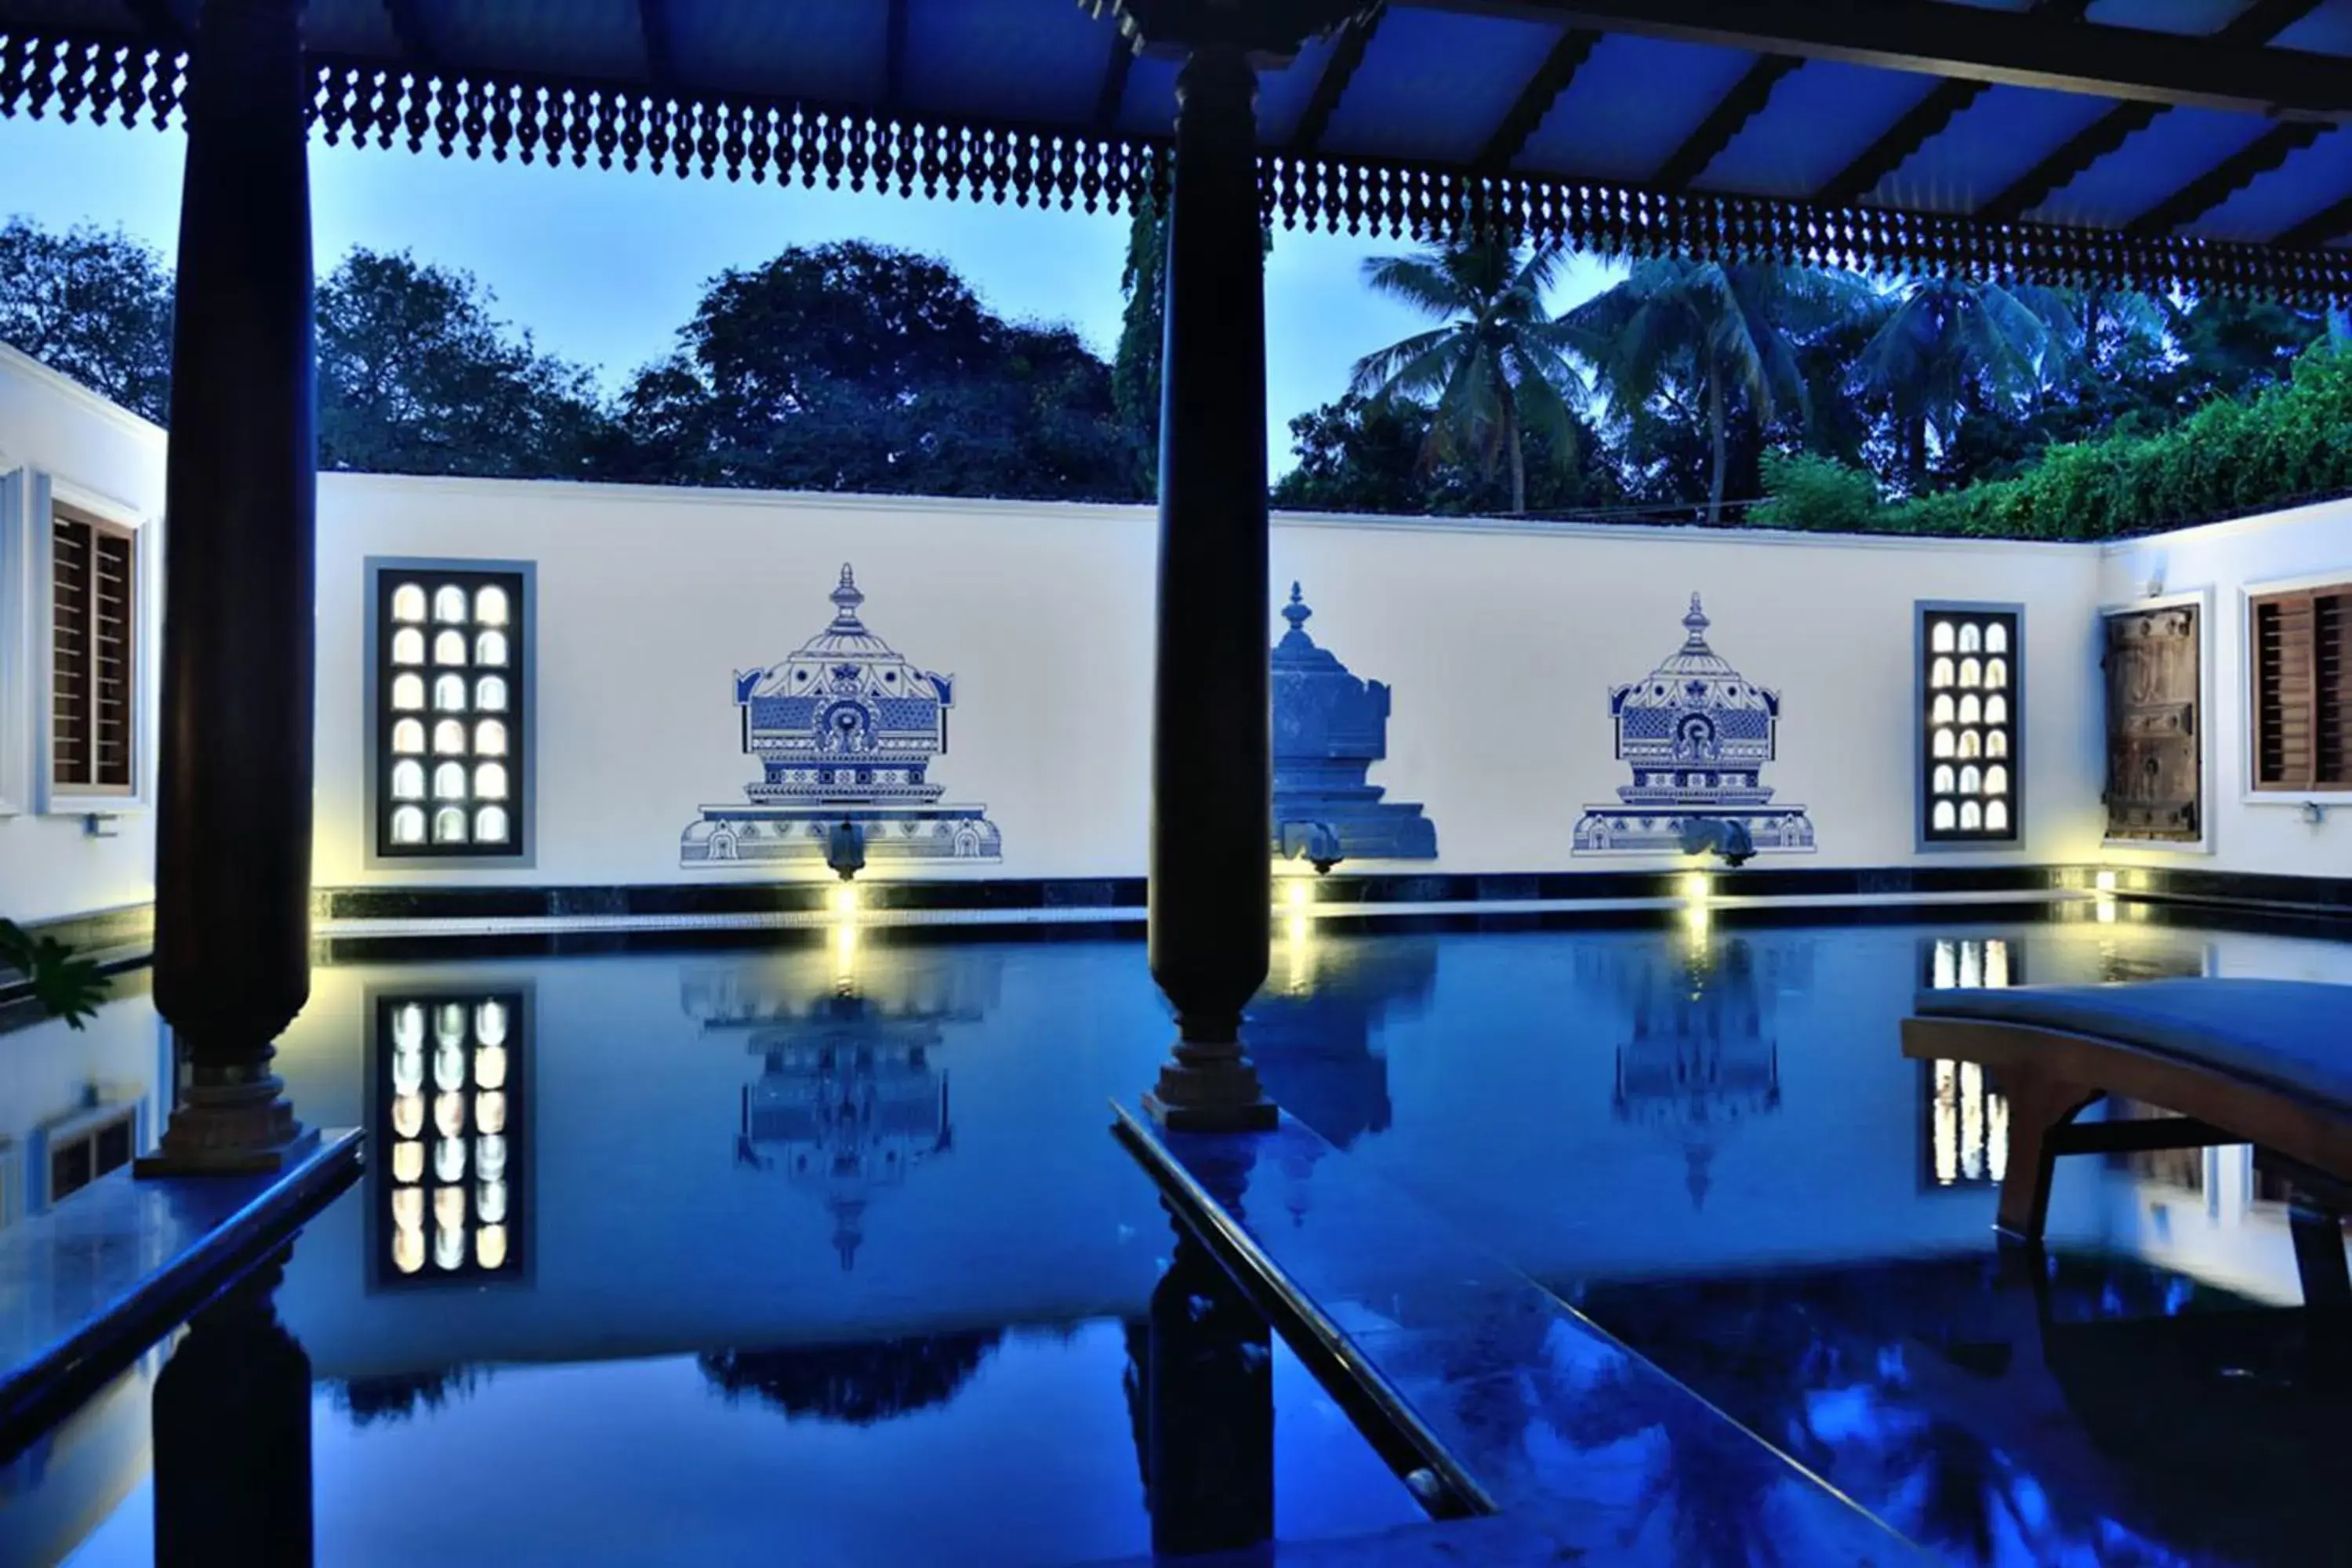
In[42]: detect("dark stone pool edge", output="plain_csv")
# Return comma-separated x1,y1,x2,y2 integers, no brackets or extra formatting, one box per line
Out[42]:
0,1127,362,1458
1112,1105,1930,1566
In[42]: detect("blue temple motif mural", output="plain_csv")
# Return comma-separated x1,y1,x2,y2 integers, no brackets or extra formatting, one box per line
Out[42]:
680,564,1002,867
1573,593,1815,856
1271,583,1437,865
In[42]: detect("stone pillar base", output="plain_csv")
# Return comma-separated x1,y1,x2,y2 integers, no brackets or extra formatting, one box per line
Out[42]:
1145,1040,1279,1133
136,1063,318,1178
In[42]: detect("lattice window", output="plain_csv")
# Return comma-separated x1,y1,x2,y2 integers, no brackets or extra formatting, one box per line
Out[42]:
377,993,526,1287
2249,583,2350,792
372,562,527,861
50,503,137,795
1921,605,2020,844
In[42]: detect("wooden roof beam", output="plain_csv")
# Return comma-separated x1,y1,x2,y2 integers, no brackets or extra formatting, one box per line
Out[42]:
1399,0,2352,119
2274,189,2352,247
1288,4,1385,153
884,0,910,108
637,0,674,88
1651,53,1798,189
1093,33,1135,130
1813,78,1985,206
1473,26,1599,169
2129,120,2328,233
382,0,439,71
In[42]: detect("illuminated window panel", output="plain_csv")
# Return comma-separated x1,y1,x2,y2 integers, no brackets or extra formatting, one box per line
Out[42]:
1922,938,2018,1189
1920,606,2023,845
372,562,530,862
372,989,528,1290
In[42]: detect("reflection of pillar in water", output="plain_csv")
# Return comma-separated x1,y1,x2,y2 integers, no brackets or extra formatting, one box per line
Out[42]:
1610,936,1780,1209
153,1248,311,1565
1145,1212,1273,1559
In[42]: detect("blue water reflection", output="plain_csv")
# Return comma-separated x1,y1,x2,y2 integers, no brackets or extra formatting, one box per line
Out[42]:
12,909,2352,1566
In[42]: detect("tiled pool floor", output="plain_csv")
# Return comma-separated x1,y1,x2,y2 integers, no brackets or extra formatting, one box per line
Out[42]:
5,907,2350,1563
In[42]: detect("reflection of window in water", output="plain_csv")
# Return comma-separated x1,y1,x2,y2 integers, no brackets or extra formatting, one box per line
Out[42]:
377,993,523,1287
2252,1150,2352,1228
1925,938,2015,1189
2106,1102,2205,1194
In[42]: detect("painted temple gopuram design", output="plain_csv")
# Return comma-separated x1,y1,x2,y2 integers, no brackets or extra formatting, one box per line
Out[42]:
1271,583,1436,865
1573,593,1815,857
681,565,1002,867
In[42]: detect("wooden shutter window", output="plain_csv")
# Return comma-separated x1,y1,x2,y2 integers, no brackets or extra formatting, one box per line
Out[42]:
2250,584,2351,792
50,506,137,795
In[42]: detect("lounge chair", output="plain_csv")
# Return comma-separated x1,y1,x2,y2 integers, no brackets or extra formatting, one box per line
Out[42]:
1903,979,2352,1308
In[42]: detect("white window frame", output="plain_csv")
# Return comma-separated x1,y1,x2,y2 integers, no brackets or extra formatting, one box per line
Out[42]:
2236,566,2352,808
0,464,30,817
31,474,160,817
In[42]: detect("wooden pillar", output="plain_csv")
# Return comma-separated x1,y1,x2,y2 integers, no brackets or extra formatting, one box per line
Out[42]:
1142,41,1277,1133
139,0,318,1175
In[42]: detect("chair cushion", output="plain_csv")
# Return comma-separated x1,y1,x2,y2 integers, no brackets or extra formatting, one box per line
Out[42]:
1915,979,2352,1115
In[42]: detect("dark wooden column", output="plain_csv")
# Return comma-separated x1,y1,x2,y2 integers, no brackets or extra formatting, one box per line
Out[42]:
1142,39,1279,1132
139,0,318,1176
1107,0,1371,1132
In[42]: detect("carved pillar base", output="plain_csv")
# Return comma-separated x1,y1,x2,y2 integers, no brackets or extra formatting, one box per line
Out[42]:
137,1040,315,1176
1145,1037,1278,1133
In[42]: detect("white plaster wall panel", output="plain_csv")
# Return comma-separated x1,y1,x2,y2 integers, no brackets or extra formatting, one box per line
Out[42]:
317,474,2108,886
0,347,165,924
2099,499,2352,877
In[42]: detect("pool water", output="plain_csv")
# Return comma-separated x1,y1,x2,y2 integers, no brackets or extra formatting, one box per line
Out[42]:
7,907,2352,1565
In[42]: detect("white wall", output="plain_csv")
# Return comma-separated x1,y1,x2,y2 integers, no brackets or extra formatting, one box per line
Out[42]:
316,474,2111,888
0,347,166,924
2099,499,2352,878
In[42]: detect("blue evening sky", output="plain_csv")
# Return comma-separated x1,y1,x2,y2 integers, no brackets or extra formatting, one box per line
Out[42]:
0,113,1617,476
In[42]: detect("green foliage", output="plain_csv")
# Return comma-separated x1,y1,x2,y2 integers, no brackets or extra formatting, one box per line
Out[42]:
1348,241,1588,514
318,249,609,480
0,217,173,423
0,918,110,1029
1565,260,1877,521
1274,390,1617,516
604,241,1147,501
1748,452,1884,533
1112,192,1165,492
1755,341,2352,539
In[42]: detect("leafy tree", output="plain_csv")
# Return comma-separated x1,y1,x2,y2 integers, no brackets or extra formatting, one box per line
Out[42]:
1853,277,2077,491
1348,240,1587,515
0,218,173,423
1274,390,1617,517
317,249,610,480
1756,339,2352,539
1566,260,1874,523
608,241,1145,502
1112,191,1165,492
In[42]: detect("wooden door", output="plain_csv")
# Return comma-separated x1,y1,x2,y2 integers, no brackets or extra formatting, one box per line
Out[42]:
2103,606,2201,840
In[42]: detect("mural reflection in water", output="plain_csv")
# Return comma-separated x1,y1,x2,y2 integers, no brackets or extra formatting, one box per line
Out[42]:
1595,927,1794,1210
681,935,1002,1273
1247,923,1437,1154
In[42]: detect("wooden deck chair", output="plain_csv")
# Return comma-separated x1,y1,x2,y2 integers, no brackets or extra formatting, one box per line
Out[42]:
1903,979,2352,1308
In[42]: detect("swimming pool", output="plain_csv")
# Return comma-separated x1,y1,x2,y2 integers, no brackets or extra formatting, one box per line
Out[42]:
8,908,2350,1564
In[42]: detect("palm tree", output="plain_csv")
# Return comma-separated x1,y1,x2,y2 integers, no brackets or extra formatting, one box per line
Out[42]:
1857,277,2079,490
1566,259,1877,524
1348,241,1586,514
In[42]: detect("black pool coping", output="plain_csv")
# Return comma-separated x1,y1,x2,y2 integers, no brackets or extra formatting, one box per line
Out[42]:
0,1129,363,1460
1112,1104,1926,1563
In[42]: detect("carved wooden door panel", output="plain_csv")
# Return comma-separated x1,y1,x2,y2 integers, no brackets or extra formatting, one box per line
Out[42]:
2103,606,2201,840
